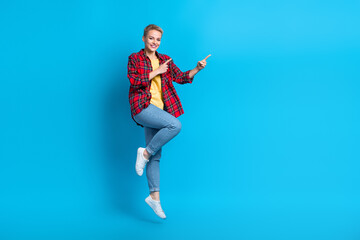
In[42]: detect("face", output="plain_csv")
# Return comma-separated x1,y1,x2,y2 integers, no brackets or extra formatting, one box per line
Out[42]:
142,30,162,53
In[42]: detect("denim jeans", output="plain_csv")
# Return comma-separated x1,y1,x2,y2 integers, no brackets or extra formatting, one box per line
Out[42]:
133,104,182,192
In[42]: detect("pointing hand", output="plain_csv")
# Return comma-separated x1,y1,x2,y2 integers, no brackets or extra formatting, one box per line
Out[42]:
197,54,211,70
157,58,172,75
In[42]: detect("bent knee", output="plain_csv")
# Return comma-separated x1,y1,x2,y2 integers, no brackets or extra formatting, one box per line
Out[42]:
168,119,182,134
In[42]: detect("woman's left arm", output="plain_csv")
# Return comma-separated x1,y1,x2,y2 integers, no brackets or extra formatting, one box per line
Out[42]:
170,54,211,84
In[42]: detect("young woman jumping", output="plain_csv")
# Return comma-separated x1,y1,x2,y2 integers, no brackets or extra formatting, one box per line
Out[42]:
127,24,210,219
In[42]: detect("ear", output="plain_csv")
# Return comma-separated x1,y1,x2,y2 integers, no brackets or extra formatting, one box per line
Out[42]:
142,36,145,42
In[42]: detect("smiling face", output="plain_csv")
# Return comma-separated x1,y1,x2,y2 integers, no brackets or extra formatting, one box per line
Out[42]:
142,29,162,54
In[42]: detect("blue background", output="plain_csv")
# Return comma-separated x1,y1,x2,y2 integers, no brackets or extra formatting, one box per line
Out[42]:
1,0,359,239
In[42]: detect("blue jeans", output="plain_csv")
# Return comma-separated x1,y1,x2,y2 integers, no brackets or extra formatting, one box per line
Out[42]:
133,104,182,192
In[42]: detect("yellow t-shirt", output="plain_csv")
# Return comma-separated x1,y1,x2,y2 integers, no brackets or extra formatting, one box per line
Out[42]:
150,58,164,109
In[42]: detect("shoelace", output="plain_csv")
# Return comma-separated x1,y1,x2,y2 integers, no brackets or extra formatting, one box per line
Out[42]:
155,206,164,213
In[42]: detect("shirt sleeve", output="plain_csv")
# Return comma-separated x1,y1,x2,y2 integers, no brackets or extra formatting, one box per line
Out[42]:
127,55,150,89
170,59,194,84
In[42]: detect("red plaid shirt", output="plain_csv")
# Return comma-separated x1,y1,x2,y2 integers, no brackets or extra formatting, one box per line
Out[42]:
128,48,194,127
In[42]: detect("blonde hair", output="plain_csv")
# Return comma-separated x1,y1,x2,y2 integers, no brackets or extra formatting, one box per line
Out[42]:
143,24,163,37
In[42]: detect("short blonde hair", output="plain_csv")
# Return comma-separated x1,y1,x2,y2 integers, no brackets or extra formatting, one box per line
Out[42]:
143,24,163,37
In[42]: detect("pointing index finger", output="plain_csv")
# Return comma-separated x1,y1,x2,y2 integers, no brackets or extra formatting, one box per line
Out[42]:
204,54,211,61
165,58,172,64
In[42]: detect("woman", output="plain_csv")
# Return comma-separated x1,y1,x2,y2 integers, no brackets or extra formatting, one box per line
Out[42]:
127,24,210,219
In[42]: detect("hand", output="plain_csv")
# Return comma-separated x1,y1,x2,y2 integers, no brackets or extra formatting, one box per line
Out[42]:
196,54,211,70
156,58,172,75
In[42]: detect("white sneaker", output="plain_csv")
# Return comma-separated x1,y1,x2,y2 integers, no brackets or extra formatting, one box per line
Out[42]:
135,147,149,176
145,195,166,219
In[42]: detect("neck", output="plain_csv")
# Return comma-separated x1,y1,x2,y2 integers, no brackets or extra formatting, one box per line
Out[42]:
144,48,156,59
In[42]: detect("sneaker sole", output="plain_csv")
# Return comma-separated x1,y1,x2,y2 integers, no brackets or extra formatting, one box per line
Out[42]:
135,148,146,176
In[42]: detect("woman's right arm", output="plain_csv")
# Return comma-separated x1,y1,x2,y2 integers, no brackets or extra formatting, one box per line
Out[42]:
128,55,158,88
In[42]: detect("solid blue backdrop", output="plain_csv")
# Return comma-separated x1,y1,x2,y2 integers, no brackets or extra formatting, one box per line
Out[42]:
0,0,359,239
